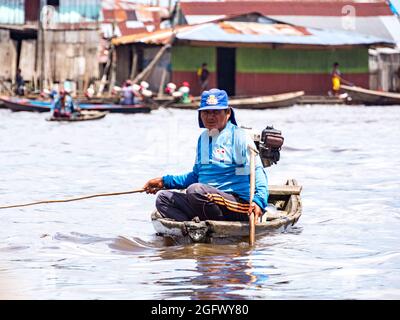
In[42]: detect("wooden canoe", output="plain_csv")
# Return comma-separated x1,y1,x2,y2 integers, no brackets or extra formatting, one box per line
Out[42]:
341,85,400,105
0,96,152,114
78,103,151,113
151,179,302,244
46,110,107,122
0,96,50,112
166,91,305,110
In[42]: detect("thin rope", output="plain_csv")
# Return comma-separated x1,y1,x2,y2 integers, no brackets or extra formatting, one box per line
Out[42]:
0,188,145,209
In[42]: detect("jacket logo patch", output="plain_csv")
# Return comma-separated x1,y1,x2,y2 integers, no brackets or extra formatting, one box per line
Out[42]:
215,147,226,161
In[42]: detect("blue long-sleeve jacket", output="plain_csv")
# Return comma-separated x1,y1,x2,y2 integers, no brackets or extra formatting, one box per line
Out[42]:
162,121,269,210
50,95,76,114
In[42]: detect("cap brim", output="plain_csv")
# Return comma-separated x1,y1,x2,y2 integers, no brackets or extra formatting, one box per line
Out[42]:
198,105,229,111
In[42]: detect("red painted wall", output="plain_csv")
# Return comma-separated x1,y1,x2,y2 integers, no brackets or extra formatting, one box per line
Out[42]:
235,73,369,96
181,2,393,17
173,71,369,96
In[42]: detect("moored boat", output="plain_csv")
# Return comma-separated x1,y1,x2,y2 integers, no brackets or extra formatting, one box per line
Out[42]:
0,96,152,113
78,103,151,113
166,91,305,110
151,179,302,244
46,110,107,122
0,96,51,112
341,85,400,105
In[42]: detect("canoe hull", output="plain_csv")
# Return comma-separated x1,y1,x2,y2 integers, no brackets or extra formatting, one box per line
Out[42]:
79,104,151,113
0,96,152,113
0,96,50,112
166,91,304,110
46,111,107,121
341,85,400,105
151,179,302,244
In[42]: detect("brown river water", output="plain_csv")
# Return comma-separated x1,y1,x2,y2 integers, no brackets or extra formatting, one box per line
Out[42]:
0,104,399,299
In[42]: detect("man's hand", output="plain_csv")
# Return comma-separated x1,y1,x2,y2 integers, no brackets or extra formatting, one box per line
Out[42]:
248,202,263,221
143,177,164,194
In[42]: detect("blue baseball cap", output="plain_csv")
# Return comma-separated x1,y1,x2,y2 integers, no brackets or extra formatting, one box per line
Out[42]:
198,88,237,128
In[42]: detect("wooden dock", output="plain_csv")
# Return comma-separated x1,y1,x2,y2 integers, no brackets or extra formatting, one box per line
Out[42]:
298,95,345,105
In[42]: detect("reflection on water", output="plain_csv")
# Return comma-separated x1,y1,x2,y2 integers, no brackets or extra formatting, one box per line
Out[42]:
1,105,400,299
156,244,260,300
109,236,263,300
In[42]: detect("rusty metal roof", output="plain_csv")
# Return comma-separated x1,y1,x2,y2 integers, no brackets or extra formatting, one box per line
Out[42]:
100,1,170,37
113,16,394,47
113,24,194,45
180,1,400,44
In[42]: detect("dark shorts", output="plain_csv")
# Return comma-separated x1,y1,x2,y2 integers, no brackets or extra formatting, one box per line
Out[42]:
155,183,250,222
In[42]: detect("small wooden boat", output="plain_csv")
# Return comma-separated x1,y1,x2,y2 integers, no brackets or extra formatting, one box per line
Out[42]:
0,96,50,112
166,91,305,110
76,97,119,105
0,96,152,114
152,95,200,106
78,103,151,114
341,85,400,105
46,110,107,122
151,179,302,244
152,96,175,105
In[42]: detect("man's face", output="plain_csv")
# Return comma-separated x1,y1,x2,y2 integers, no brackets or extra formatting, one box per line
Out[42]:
200,109,231,131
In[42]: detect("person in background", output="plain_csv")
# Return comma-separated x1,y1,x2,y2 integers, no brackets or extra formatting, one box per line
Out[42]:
15,68,25,96
330,62,354,96
50,89,79,118
197,63,209,92
143,88,268,222
140,81,153,100
85,83,96,99
178,81,192,104
121,80,134,105
396,66,400,93
331,62,342,96
165,82,177,96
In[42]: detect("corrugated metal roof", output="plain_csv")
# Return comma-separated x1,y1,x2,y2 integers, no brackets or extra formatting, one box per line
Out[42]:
113,25,193,45
102,0,140,10
57,0,102,23
113,17,394,47
184,14,227,24
176,22,393,46
268,15,400,43
0,0,24,25
100,1,170,37
180,1,400,44
220,21,312,36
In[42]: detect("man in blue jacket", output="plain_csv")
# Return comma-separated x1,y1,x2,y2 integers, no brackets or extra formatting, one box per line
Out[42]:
144,88,268,221
50,89,79,118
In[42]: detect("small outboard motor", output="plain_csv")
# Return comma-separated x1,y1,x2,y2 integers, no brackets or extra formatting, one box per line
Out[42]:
258,126,284,167
243,125,284,167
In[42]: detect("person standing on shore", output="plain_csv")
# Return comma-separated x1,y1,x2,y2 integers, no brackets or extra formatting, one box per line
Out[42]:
331,62,342,96
197,63,209,92
15,69,25,96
